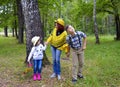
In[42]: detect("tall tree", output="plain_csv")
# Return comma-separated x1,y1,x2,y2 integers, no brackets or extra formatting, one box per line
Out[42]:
97,0,120,40
93,0,100,44
21,0,49,65
111,0,120,40
13,1,18,39
16,0,24,43
4,26,8,37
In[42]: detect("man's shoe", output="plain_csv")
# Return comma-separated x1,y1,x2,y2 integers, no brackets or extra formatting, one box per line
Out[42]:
77,75,84,79
50,73,56,78
72,78,77,83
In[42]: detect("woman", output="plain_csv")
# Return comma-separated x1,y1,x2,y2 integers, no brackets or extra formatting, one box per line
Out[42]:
45,18,69,80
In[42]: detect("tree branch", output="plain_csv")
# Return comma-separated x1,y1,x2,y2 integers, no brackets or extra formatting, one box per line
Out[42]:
103,9,114,14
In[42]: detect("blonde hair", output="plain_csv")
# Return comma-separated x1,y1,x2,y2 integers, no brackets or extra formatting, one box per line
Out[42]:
66,25,75,32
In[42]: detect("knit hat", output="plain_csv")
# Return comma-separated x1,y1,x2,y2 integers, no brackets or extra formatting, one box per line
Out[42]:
31,36,40,46
56,18,64,26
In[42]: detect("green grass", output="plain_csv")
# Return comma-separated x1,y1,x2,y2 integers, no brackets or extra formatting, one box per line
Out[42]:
0,36,120,87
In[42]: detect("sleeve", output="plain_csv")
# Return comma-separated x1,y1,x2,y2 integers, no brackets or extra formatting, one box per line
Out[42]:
42,45,47,50
27,47,34,62
46,34,52,43
46,28,55,43
78,31,86,38
60,35,70,53
62,43,70,53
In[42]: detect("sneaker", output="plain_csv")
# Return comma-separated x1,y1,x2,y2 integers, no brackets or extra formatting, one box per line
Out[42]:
50,73,56,78
77,74,84,79
57,75,61,80
72,78,77,83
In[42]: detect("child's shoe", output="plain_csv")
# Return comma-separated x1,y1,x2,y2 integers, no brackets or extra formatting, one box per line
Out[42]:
37,74,41,80
33,74,37,81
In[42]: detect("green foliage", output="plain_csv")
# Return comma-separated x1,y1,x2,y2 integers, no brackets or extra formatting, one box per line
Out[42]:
0,0,117,35
97,0,120,15
0,27,3,32
37,0,117,35
0,0,16,29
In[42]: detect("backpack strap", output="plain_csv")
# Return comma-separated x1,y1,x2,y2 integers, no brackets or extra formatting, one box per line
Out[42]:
68,31,81,48
76,31,81,47
68,36,74,48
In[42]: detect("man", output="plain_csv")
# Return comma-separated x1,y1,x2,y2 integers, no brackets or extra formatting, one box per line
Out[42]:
65,25,87,83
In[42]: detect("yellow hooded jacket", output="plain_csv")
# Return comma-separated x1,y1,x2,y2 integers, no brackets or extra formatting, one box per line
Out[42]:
47,28,69,53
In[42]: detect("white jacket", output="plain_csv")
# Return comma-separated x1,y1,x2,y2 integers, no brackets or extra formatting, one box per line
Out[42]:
27,44,46,62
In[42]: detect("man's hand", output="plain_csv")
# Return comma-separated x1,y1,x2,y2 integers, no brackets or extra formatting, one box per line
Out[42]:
82,37,86,50
82,46,86,50
66,52,70,58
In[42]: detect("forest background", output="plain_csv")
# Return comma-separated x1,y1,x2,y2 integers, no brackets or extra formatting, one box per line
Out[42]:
0,0,120,87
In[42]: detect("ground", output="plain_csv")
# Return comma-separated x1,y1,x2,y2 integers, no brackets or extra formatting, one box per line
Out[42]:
0,57,74,87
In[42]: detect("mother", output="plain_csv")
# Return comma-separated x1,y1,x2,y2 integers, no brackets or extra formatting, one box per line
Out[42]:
45,18,69,80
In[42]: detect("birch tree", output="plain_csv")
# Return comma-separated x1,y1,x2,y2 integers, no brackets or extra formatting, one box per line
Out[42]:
93,0,100,44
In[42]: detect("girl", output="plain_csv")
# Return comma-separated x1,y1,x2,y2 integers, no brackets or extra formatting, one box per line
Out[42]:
27,36,46,81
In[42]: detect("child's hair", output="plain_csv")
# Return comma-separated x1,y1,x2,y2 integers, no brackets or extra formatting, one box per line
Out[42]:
65,25,75,32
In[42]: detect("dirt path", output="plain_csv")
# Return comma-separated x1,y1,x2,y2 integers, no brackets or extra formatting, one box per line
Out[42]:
0,59,73,87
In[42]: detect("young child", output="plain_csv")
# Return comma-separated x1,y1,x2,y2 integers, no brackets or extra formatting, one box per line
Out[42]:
27,36,46,81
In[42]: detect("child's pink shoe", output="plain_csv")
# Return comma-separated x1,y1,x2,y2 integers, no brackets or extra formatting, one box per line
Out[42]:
37,74,41,80
33,74,37,81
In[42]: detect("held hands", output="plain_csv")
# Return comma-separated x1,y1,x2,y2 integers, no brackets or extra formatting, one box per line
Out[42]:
44,42,48,45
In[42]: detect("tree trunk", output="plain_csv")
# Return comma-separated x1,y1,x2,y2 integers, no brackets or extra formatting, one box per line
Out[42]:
14,20,18,39
21,0,50,65
12,28,15,37
16,0,24,44
4,26,8,37
93,0,100,44
111,0,120,40
107,15,111,34
115,14,120,40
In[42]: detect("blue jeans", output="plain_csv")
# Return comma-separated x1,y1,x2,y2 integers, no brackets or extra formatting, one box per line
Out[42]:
51,46,62,75
33,59,42,74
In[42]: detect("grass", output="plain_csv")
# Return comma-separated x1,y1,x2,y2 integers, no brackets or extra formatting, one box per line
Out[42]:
0,36,120,87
